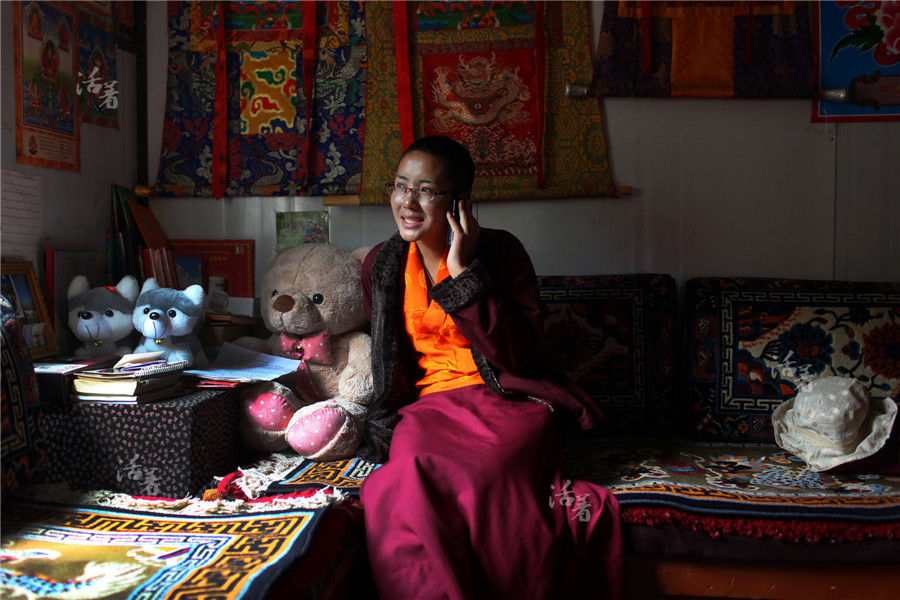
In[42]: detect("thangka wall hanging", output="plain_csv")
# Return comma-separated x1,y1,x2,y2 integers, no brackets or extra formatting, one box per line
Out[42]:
14,1,81,172
156,1,366,198
593,1,817,98
78,13,118,129
813,1,900,122
359,1,616,204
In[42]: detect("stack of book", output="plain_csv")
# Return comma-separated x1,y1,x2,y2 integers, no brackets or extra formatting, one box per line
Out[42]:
34,354,120,404
71,351,188,404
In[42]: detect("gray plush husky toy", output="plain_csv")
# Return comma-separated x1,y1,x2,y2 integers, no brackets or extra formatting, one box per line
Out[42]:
67,274,139,356
132,278,207,366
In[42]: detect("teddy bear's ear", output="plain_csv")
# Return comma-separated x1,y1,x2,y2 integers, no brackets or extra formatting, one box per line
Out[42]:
67,275,90,300
116,275,140,304
140,278,160,295
351,247,371,262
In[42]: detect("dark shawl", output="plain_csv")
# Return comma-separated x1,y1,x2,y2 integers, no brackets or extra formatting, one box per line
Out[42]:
358,229,603,463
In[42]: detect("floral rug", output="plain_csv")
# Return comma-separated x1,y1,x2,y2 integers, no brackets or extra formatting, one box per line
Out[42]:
563,436,900,542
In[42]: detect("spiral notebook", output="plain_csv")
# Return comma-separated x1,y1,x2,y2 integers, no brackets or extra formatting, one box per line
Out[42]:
75,351,189,381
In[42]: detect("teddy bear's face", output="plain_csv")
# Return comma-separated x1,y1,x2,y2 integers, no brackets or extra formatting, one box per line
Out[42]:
261,244,367,338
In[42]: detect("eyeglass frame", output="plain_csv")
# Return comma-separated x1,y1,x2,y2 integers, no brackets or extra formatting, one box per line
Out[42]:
384,181,457,204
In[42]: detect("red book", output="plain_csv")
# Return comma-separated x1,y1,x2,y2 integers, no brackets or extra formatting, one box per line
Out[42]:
128,199,171,250
142,248,157,281
168,239,255,298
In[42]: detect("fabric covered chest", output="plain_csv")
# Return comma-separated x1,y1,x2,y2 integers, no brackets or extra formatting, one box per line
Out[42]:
41,388,241,498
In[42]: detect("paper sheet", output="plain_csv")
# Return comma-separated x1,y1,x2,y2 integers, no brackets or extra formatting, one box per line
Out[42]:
1,170,42,262
185,342,301,382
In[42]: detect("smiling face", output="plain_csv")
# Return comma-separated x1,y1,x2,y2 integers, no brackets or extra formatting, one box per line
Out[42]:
391,150,456,249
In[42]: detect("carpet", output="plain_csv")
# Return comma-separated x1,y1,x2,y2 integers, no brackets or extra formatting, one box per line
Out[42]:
564,436,900,542
0,498,326,600
266,456,381,496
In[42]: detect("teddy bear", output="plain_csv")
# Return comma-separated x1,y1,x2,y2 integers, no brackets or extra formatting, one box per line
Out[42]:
132,278,208,367
67,274,139,356
234,243,374,462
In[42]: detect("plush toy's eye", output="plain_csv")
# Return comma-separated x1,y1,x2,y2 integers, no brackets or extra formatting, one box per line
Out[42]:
271,290,278,298
168,309,177,318
312,293,324,305
105,309,114,317
143,307,150,314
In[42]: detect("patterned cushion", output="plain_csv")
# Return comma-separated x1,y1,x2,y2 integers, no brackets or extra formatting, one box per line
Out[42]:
538,274,678,435
1,295,47,495
686,277,900,442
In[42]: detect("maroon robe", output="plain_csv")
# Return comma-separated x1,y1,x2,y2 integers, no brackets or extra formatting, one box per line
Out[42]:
359,230,624,599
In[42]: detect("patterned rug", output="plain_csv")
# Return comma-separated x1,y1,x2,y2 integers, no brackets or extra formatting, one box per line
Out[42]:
563,436,900,542
253,437,900,544
0,498,327,600
266,456,381,496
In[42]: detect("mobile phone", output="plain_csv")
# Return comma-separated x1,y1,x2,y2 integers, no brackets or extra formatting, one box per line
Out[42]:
447,198,460,245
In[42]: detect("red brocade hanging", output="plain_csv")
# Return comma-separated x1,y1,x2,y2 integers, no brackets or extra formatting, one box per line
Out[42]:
394,1,546,185
360,1,616,204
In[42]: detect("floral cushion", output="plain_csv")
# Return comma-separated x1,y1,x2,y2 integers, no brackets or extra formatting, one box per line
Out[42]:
686,277,900,442
538,274,678,435
1,295,47,495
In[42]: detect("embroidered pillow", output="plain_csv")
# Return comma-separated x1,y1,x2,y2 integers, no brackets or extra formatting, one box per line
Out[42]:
686,277,900,442
538,274,678,436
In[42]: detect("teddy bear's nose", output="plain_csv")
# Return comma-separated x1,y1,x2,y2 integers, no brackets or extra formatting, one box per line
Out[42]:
78,311,93,320
149,311,161,320
273,294,295,313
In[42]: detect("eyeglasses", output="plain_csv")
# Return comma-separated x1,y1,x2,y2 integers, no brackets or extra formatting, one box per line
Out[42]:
384,182,455,204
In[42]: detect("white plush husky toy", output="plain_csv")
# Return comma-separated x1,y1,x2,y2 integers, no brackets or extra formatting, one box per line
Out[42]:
132,278,207,366
67,274,139,356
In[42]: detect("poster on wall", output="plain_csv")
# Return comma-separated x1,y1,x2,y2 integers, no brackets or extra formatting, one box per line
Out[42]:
813,1,900,122
276,211,330,252
78,14,118,128
13,1,81,171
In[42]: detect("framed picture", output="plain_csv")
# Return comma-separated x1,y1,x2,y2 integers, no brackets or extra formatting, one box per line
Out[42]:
1,261,58,359
812,1,900,123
